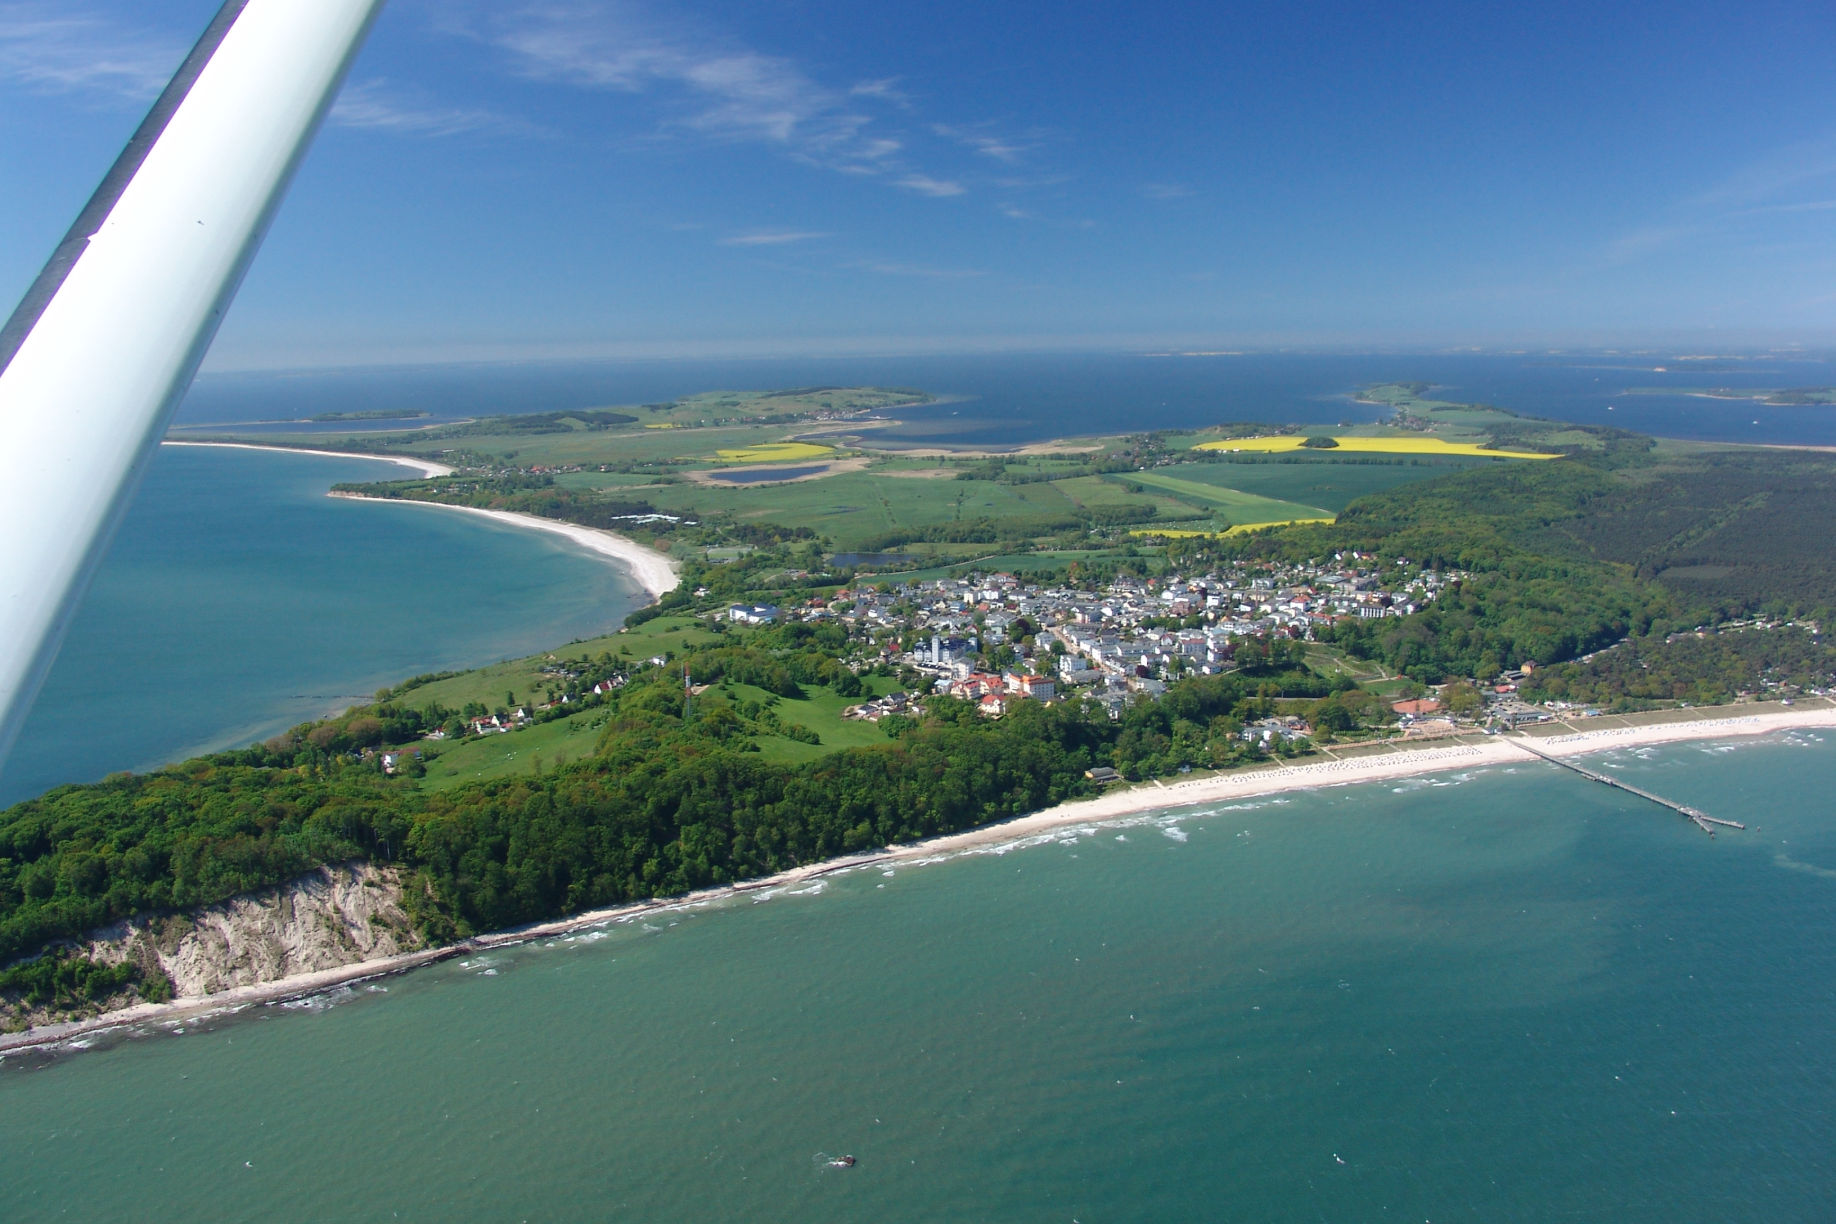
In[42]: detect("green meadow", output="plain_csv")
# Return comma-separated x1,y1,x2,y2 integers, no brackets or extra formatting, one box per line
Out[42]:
389,616,720,716
710,676,906,764
1167,455,1492,512
421,707,612,789
1119,470,1329,522
421,671,906,785
622,469,1141,551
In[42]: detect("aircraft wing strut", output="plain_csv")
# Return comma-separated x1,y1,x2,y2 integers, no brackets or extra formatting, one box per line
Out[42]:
0,0,386,767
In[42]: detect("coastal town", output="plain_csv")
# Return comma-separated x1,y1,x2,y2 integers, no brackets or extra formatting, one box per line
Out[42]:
712,554,1475,736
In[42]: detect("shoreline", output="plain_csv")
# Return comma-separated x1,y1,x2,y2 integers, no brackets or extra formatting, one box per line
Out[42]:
327,493,680,601
7,701,1831,1059
163,439,676,597
162,440,455,478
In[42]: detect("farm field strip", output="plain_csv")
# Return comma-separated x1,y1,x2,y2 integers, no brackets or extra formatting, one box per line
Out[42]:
1119,470,1329,522
1193,435,1559,460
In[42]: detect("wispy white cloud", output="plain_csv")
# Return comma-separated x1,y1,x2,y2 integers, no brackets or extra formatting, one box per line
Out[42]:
1601,136,1836,265
854,259,984,279
1141,182,1192,199
850,77,912,108
449,3,995,199
993,172,1075,191
932,123,1030,164
896,174,965,198
0,4,184,101
469,3,893,169
719,230,830,246
1686,136,1836,210
1733,198,1836,217
332,79,534,139
0,7,529,140
1602,223,1702,265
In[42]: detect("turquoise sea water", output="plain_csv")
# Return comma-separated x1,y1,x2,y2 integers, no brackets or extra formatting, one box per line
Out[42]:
0,445,648,807
5,734,1834,1221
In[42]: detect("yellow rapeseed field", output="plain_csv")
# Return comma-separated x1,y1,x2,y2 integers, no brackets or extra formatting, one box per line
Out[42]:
1192,435,1557,460
711,442,837,464
1131,518,1335,539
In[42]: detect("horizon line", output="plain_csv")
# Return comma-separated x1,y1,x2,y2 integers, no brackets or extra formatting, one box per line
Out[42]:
195,333,1836,376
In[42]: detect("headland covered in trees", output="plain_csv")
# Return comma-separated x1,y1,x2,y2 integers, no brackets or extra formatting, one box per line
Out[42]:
9,379,1836,1040
7,697,1831,1054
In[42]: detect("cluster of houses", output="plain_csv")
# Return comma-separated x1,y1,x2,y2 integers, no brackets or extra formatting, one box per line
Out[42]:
937,670,1058,718
466,708,531,736
684,558,1457,723
845,691,919,723
761,556,1459,717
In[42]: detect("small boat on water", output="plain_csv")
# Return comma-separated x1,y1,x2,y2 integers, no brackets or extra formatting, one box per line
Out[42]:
826,1155,856,1169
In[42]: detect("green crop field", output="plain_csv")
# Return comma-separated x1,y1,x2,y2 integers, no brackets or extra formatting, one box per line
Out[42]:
888,548,1166,583
480,423,813,468
1119,470,1329,522
1164,456,1487,512
635,470,1094,550
1051,475,1204,522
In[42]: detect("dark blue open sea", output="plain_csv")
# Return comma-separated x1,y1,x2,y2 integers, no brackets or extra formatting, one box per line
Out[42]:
3,352,1834,1219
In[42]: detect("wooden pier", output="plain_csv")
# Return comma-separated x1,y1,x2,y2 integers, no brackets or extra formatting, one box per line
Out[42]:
1511,737,1745,835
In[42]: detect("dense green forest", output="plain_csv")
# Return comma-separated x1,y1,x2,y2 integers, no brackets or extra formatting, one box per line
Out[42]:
1522,626,1836,709
1527,451,1836,622
1209,463,1670,679
0,644,1327,995
1210,451,1836,679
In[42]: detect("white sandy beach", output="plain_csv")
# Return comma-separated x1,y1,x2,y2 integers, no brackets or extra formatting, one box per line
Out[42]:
888,704,1836,856
164,440,678,598
7,702,1831,1057
329,493,680,601
162,440,455,478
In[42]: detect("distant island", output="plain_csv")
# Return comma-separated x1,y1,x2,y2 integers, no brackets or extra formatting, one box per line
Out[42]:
308,409,433,422
1747,387,1835,406
1623,386,1836,406
10,380,1836,1038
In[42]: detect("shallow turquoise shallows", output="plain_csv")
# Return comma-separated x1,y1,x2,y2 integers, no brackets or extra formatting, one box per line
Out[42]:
4,734,1833,1222
0,445,648,806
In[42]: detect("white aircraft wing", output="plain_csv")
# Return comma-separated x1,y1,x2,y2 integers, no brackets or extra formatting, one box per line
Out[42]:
0,0,386,767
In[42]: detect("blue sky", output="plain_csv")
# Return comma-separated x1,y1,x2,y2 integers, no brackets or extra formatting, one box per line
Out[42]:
2,0,1834,368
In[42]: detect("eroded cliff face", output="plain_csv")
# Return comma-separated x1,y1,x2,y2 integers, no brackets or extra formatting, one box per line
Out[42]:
85,862,423,999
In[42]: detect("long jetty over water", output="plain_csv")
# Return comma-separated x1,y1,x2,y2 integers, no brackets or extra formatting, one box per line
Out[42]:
1510,737,1745,836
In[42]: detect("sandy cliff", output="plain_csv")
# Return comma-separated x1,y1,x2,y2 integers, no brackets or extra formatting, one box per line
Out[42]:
86,862,422,999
